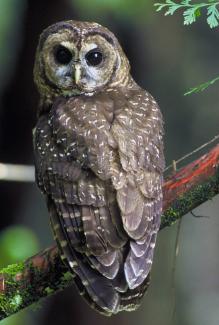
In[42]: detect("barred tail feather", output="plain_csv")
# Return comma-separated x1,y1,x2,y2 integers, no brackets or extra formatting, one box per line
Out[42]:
49,199,120,315
119,275,150,312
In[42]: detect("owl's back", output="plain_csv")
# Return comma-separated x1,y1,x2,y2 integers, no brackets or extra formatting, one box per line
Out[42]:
34,86,164,315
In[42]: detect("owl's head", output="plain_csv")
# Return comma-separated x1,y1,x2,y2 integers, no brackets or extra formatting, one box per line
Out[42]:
34,20,130,103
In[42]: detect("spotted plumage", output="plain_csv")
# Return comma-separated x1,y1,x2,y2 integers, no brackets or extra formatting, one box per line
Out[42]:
33,20,164,315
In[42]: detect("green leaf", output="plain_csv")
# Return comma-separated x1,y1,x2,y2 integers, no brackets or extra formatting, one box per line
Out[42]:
184,75,219,95
154,0,219,28
165,4,181,15
207,4,219,27
195,8,201,17
166,0,175,4
155,3,168,12
181,0,191,5
183,7,197,25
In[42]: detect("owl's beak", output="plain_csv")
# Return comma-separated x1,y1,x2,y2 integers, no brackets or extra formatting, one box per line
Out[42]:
74,64,81,85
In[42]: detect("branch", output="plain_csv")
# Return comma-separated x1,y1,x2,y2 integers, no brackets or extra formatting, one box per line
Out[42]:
0,163,34,182
1,143,219,320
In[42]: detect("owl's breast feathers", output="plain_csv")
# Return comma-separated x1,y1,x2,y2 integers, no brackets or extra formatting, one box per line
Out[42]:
34,87,164,314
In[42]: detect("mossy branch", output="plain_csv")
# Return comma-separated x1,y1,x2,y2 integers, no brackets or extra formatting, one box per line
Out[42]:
1,143,219,321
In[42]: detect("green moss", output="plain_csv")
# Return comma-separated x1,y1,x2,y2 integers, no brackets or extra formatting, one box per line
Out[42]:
0,292,22,316
0,263,27,318
161,170,219,229
60,271,73,284
1,262,24,278
0,251,74,320
44,287,55,295
9,294,22,310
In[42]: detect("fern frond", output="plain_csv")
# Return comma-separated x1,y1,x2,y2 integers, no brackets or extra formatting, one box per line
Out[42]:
154,0,219,28
184,75,219,95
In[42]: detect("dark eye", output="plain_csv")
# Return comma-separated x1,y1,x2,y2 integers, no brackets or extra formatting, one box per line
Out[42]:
85,49,103,66
54,45,72,65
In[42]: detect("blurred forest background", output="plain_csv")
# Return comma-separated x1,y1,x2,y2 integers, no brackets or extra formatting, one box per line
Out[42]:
0,0,219,325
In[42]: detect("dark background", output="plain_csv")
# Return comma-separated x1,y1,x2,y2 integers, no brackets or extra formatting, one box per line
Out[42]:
0,1,219,325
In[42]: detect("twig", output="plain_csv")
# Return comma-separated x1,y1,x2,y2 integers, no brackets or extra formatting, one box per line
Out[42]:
165,134,219,173
0,143,219,320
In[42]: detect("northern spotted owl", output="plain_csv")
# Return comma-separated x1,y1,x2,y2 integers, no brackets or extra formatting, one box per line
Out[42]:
33,20,164,315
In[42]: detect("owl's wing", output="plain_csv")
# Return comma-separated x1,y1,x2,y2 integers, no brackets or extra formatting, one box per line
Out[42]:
34,111,127,315
110,89,164,289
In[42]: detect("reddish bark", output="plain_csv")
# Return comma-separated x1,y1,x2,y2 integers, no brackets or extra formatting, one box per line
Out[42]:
163,144,219,209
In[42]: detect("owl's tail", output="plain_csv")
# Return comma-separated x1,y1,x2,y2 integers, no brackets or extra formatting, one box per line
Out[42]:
49,198,151,315
49,200,120,315
119,275,150,312
62,247,121,315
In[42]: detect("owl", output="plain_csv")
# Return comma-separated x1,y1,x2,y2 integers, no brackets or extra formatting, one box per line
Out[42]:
33,20,164,315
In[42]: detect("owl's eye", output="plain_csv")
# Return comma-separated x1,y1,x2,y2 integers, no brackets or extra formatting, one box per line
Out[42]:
55,45,72,65
85,49,103,66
